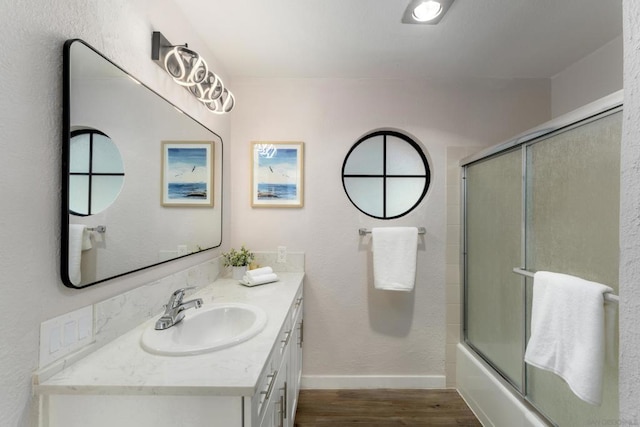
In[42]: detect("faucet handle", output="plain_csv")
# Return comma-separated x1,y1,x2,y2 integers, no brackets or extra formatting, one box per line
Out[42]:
169,286,197,307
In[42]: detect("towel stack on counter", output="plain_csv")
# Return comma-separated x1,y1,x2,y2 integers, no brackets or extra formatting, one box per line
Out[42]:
241,266,279,287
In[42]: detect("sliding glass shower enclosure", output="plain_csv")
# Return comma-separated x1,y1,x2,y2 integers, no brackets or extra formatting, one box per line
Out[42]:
462,95,622,426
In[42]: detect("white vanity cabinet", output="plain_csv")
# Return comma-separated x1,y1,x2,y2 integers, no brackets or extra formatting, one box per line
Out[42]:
245,286,303,427
36,274,304,427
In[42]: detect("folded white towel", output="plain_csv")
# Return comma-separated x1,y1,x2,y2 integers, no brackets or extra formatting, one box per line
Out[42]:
242,272,279,287
524,271,613,405
68,224,86,286
246,266,273,278
372,227,418,291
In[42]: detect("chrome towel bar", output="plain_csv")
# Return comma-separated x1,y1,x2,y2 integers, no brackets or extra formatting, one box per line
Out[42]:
512,268,619,304
87,225,107,233
358,227,426,236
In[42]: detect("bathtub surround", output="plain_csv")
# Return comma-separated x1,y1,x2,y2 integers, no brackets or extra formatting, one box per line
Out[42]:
457,345,548,427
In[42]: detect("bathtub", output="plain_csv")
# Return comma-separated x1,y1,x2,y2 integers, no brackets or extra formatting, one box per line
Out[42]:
456,344,550,427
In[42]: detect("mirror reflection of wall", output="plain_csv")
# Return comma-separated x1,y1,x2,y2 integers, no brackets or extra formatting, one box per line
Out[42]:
63,40,223,289
342,130,431,219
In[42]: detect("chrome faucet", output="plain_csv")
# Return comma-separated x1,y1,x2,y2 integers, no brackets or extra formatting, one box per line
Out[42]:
155,287,203,330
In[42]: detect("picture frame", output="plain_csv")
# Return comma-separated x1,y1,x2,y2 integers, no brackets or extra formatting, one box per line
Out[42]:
161,141,214,207
251,141,304,208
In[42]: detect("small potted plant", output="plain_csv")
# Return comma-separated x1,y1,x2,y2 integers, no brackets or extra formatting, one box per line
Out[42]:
222,245,255,280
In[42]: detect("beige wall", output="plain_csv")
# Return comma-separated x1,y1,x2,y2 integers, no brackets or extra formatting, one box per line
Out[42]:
229,77,549,386
0,2,231,425
620,1,640,422
551,35,623,118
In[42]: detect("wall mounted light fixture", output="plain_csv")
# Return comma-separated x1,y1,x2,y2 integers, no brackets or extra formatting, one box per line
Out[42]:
402,0,455,25
151,31,235,114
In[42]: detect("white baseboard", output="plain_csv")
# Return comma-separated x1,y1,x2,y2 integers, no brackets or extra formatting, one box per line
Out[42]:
301,375,446,390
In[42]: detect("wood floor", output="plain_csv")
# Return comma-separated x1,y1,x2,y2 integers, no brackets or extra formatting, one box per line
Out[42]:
294,389,482,426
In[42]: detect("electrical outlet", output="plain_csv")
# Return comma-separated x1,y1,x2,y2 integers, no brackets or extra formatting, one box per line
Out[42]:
187,267,203,287
277,246,287,263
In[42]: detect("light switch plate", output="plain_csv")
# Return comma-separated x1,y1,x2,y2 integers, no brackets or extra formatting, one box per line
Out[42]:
39,305,94,368
277,246,287,263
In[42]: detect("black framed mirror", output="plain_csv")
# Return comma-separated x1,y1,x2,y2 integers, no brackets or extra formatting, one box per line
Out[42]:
62,39,223,289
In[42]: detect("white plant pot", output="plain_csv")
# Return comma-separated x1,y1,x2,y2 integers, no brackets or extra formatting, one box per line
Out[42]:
232,266,247,280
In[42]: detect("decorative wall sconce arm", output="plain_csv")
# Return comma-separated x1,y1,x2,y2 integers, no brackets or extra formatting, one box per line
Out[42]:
151,31,235,114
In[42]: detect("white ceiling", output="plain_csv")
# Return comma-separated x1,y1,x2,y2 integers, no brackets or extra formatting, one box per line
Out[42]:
175,0,622,80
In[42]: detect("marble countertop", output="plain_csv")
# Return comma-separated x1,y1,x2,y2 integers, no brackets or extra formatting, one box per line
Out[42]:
36,272,304,397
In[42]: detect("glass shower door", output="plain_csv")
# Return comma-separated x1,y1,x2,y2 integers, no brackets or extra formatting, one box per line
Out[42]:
465,148,524,390
524,111,621,425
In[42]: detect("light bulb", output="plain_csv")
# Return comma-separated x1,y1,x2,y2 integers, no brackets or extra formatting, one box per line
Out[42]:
412,1,442,22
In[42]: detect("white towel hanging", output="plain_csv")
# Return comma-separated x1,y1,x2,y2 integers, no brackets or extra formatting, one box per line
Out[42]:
372,227,418,291
68,224,86,285
524,271,613,405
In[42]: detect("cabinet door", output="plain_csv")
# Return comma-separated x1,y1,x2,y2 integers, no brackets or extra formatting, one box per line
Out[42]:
279,359,289,427
260,361,287,427
260,393,277,427
286,305,303,423
258,286,304,427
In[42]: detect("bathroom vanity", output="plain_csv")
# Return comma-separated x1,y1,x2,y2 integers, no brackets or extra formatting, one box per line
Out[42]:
36,273,304,427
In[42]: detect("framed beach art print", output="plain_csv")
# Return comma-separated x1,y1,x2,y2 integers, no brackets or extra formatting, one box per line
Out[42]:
161,141,214,207
251,141,304,208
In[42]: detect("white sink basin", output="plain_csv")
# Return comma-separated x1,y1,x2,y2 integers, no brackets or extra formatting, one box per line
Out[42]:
141,303,267,356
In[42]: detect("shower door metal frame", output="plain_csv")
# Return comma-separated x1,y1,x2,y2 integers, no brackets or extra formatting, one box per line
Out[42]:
460,90,623,425
461,145,527,396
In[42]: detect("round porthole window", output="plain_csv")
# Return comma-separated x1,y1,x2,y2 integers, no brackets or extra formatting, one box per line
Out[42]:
69,129,125,216
342,130,431,219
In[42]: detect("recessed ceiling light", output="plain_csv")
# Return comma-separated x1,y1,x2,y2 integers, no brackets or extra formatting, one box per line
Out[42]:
402,0,454,25
412,1,442,22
